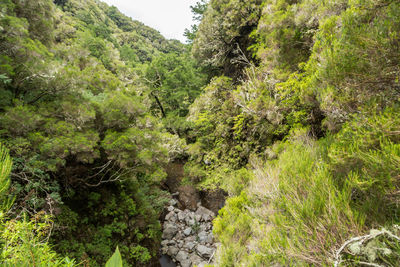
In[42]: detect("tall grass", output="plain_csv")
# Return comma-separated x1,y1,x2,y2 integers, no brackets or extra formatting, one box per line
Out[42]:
214,106,400,266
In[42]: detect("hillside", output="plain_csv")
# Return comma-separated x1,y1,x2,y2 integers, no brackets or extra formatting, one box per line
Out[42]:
0,0,205,265
1,0,400,266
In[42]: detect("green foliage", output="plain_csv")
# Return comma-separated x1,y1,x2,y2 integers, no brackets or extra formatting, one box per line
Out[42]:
184,0,208,43
0,0,194,265
192,0,263,77
52,182,169,266
282,0,400,131
0,213,76,266
211,106,400,265
14,0,55,45
187,2,400,265
328,106,400,223
144,52,207,119
105,247,123,267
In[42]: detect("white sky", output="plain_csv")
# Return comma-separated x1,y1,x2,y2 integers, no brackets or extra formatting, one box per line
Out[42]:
101,0,199,42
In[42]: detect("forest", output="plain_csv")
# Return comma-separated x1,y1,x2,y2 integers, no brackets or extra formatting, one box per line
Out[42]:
0,0,400,266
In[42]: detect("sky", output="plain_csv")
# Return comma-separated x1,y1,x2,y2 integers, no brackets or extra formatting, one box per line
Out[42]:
101,0,199,42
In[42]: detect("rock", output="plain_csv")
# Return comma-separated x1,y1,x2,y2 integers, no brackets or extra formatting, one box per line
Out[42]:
178,184,200,211
161,246,168,254
162,224,178,239
177,211,186,221
168,246,179,256
183,227,192,236
196,245,213,258
194,214,202,222
185,235,196,242
175,231,184,240
199,224,207,232
184,241,196,251
161,240,169,247
205,232,213,244
167,206,174,212
185,216,195,226
200,189,226,214
195,206,215,222
197,231,209,244
180,259,192,267
165,211,176,221
176,251,188,262
172,192,179,196
167,240,177,246
169,198,178,206
189,253,204,265
197,262,209,267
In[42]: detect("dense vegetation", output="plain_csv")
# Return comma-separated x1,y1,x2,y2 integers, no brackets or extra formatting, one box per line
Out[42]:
1,0,400,266
0,0,205,265
186,0,400,266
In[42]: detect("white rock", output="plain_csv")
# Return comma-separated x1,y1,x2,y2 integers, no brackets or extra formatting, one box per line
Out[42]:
183,227,192,236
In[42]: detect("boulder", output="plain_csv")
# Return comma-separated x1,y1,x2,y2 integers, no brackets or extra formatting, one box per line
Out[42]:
169,198,178,206
168,246,179,256
194,214,202,222
196,245,213,258
176,251,189,262
167,206,174,212
183,227,192,236
165,211,176,221
185,235,196,242
178,184,200,211
177,211,186,221
195,206,215,222
197,231,209,244
183,241,196,251
189,253,204,265
180,259,192,267
162,224,178,239
205,232,213,244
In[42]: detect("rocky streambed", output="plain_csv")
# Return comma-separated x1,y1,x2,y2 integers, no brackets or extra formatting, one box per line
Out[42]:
160,198,217,267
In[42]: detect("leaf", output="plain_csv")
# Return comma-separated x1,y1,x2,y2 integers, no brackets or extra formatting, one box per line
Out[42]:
105,246,123,267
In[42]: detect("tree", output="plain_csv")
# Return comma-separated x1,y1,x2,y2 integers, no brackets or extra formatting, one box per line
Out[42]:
184,0,208,43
